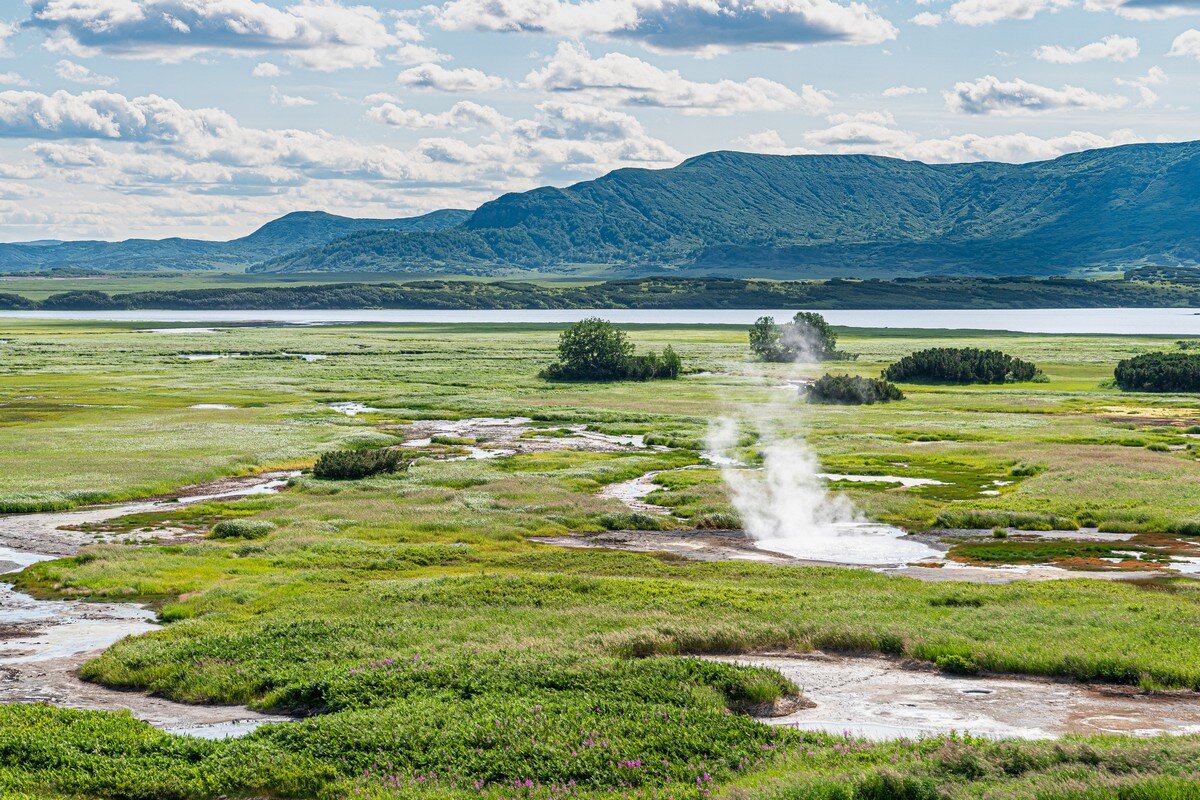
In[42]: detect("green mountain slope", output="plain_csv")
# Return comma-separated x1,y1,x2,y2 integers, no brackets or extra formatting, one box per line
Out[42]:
255,142,1200,278
0,209,471,273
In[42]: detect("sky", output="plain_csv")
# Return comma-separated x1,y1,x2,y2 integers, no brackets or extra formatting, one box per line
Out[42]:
0,0,1196,241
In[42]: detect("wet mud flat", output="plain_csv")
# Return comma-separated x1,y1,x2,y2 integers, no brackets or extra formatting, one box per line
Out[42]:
0,473,297,738
709,652,1200,740
533,528,1180,584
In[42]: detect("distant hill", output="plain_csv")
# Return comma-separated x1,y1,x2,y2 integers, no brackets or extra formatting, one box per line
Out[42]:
0,209,471,272
253,142,1200,278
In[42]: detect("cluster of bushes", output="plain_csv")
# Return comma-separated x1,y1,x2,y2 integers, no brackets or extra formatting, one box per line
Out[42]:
807,374,904,405
1114,352,1200,392
884,347,1040,384
749,312,849,362
312,448,409,480
540,318,681,381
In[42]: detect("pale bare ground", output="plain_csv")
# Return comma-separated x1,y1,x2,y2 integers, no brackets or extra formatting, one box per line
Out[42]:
708,652,1200,740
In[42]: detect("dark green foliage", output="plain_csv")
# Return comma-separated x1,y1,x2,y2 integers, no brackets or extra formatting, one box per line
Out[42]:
884,348,1040,384
26,275,1200,310
541,319,681,381
251,143,1200,276
807,374,903,405
1115,352,1200,392
750,313,840,362
312,448,409,480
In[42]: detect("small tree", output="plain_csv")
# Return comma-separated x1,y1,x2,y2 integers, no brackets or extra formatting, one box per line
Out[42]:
547,318,633,380
541,319,682,381
749,312,839,362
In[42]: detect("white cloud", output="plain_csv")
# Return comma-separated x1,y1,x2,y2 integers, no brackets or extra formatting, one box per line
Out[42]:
883,85,927,97
390,43,452,65
945,76,1128,114
0,89,681,202
270,87,317,107
1115,66,1167,107
1168,29,1200,59
0,72,30,87
397,63,506,92
366,100,511,130
0,21,16,57
430,0,898,56
54,59,118,87
1034,34,1139,63
733,123,1141,163
949,0,1072,26
1086,0,1200,20
523,42,831,115
909,12,944,24
253,62,283,77
26,0,399,71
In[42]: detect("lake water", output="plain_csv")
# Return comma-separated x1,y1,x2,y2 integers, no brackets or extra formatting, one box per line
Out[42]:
2,308,1200,334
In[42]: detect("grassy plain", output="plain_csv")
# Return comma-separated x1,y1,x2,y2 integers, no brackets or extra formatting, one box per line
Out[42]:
3,319,1200,799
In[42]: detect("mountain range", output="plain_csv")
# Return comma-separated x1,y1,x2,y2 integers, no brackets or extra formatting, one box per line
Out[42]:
0,209,470,273
5,141,1200,278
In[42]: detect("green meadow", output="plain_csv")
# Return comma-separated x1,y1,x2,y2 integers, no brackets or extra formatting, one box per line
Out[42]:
3,319,1200,799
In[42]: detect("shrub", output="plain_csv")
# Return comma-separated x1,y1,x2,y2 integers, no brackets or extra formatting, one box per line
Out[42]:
211,519,275,539
807,374,903,405
749,312,842,362
598,512,670,531
313,448,410,480
540,318,682,381
884,347,1040,384
935,653,979,675
1114,352,1200,392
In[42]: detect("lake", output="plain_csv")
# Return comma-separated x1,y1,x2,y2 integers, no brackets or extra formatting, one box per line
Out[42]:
2,307,1200,334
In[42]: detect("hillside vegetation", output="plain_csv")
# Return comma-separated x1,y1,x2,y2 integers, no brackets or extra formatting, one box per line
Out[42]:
256,142,1200,277
7,275,1200,311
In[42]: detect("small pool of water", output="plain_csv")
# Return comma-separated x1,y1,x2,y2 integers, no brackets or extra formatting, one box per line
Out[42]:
756,522,942,566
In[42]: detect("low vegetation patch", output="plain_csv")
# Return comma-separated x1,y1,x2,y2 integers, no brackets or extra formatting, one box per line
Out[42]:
210,519,275,540
312,448,410,480
884,347,1041,384
1115,351,1200,392
807,374,903,405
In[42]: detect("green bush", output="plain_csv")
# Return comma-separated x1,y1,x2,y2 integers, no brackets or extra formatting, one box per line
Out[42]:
884,347,1040,384
807,374,903,405
1115,352,1200,392
211,519,275,540
312,448,409,480
540,318,682,381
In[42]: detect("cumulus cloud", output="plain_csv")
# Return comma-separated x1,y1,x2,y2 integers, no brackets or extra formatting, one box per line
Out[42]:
0,88,681,202
883,85,927,96
945,76,1128,115
523,42,831,115
948,0,1071,25
1114,65,1167,107
253,62,283,77
0,72,31,87
397,63,506,92
25,0,400,70
389,43,451,65
366,99,511,130
1034,34,1139,63
733,123,1141,163
55,59,118,86
909,12,944,24
430,0,897,56
270,87,317,107
1168,29,1200,59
